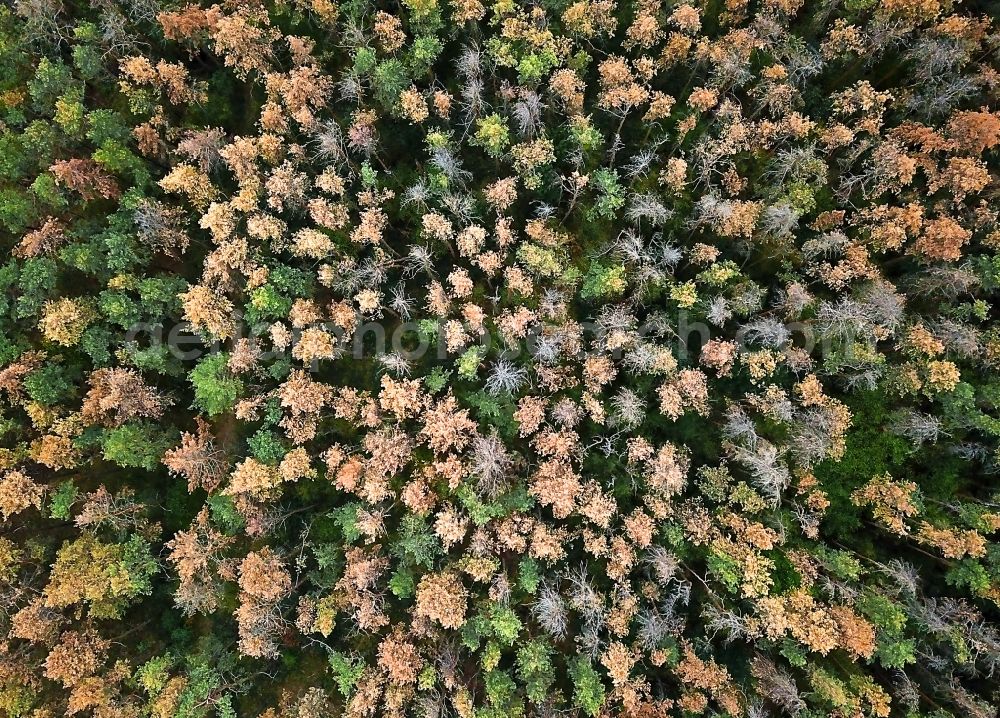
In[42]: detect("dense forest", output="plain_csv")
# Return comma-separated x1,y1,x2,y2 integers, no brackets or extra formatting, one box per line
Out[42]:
0,0,999,716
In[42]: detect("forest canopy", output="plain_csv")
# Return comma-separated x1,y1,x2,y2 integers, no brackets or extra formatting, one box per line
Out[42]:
0,0,999,717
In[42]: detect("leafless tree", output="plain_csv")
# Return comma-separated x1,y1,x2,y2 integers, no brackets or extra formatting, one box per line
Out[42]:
403,179,432,210
882,559,920,597
377,352,413,377
470,433,513,498
801,230,850,262
730,284,767,317
741,317,791,349
431,147,473,186
623,148,660,179
751,657,806,715
531,581,569,639
764,145,825,186
440,192,477,224
722,405,760,450
177,128,227,173
485,358,528,397
416,690,453,718
890,410,947,449
512,91,545,138
626,193,672,226
930,319,981,359
336,74,365,105
312,121,347,165
891,670,921,712
637,608,677,649
610,388,646,430
815,298,872,343
703,604,752,645
758,203,799,240
565,563,604,626
404,245,436,278
790,406,840,466
706,296,733,326
644,546,680,585
912,267,979,299
729,439,791,506
660,579,691,620
782,41,825,86
575,620,603,659
15,0,70,45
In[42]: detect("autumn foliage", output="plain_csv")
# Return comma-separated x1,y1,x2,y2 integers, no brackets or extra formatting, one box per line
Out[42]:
0,0,998,717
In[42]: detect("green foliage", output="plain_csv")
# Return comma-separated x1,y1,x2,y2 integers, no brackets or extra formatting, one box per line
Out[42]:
247,284,293,324
138,276,187,315
173,660,225,718
389,565,415,598
516,243,564,278
487,604,522,645
48,481,78,520
813,546,863,581
0,187,32,234
472,114,511,158
483,669,523,716
0,684,35,718
517,556,541,594
424,366,451,393
99,290,141,328
189,353,242,417
945,559,992,597
49,533,157,618
568,658,605,717
515,639,555,705
456,345,485,380
372,59,409,109
815,391,910,538
706,549,743,593
207,495,245,534
857,592,907,634
0,134,30,182
71,43,102,81
248,429,288,464
137,654,175,695
408,36,443,74
54,88,85,135
23,364,75,406
390,514,441,568
330,503,364,543
874,636,917,669
580,262,627,301
28,58,74,112
94,140,149,187
102,422,174,471
329,652,365,697
587,169,625,220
